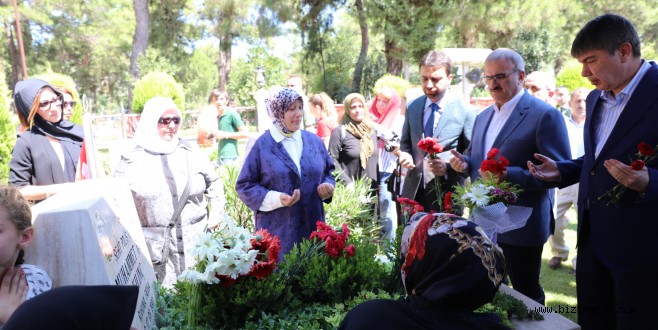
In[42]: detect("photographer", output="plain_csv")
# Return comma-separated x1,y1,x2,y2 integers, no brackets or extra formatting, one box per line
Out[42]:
369,86,405,241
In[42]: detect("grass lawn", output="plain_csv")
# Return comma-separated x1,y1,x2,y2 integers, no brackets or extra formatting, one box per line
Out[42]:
540,207,578,323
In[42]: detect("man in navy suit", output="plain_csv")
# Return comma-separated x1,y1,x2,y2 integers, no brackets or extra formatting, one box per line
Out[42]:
398,50,476,213
450,48,571,304
529,14,658,329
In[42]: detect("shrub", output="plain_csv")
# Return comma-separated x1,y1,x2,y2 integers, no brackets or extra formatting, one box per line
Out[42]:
373,74,411,101
557,60,593,92
217,162,253,231
0,78,15,184
33,72,84,124
198,274,294,329
242,290,398,330
132,71,185,114
279,232,387,304
324,176,379,242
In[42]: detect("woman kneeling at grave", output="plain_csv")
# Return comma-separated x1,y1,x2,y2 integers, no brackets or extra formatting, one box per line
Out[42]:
339,212,510,330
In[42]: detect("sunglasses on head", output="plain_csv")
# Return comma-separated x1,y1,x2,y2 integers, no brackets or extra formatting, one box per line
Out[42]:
158,116,181,125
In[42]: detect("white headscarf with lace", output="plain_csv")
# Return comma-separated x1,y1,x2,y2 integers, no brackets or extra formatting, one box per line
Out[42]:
134,97,182,154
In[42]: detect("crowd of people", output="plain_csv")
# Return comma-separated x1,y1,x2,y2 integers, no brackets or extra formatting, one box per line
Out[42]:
1,12,656,330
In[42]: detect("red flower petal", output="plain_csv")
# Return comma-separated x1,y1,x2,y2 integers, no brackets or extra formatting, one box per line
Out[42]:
631,159,645,171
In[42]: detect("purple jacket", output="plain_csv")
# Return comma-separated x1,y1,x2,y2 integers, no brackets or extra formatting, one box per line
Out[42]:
236,130,335,256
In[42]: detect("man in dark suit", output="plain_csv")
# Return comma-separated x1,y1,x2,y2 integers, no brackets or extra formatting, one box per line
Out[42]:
398,50,476,213
450,48,571,305
529,14,658,329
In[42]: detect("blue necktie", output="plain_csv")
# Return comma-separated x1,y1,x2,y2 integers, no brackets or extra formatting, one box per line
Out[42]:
424,103,438,138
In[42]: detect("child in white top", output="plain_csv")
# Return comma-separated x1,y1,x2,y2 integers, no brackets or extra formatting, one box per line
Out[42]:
0,186,51,325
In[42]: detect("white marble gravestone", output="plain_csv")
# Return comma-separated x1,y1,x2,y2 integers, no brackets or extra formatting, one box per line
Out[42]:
25,179,157,330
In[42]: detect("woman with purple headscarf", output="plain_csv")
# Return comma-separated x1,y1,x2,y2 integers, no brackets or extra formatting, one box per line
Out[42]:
236,87,335,257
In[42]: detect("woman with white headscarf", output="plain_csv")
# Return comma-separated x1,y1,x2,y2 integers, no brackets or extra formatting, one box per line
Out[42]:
236,87,335,257
113,97,228,287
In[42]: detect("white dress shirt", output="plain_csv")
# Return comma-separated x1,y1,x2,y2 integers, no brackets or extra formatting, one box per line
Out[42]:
259,128,304,211
594,60,650,158
483,89,525,158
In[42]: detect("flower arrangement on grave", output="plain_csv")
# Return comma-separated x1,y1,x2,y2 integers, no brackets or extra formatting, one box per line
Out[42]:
599,141,658,206
280,221,386,304
452,148,530,243
177,221,280,327
417,137,450,212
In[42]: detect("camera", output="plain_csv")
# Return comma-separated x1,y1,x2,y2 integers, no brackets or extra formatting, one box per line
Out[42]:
377,130,401,152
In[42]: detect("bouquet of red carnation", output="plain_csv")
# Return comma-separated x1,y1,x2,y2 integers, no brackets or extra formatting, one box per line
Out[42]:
247,229,281,280
416,137,450,212
480,148,510,176
310,221,355,258
417,137,444,158
397,197,425,225
452,148,529,243
599,141,658,206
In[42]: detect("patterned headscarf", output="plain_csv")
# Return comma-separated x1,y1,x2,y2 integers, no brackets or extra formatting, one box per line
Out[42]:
401,212,506,310
133,97,182,154
265,87,303,137
341,93,374,170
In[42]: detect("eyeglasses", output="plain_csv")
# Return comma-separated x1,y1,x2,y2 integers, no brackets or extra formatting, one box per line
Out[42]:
39,96,63,110
63,101,76,108
482,71,518,84
158,116,181,125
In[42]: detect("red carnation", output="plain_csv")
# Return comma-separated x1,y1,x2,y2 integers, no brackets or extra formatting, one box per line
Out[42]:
630,160,645,171
487,148,500,159
480,149,509,175
345,245,355,257
499,156,510,168
443,191,453,214
638,142,655,157
430,143,444,154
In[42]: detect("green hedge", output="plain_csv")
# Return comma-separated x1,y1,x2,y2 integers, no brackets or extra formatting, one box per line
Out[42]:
132,71,185,113
0,78,14,184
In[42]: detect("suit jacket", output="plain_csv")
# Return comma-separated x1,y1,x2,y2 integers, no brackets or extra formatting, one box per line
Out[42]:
9,130,80,186
557,61,658,273
465,92,570,247
236,129,335,256
400,95,476,202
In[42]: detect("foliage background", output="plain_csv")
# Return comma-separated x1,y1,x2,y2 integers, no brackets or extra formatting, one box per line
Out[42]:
1,0,656,114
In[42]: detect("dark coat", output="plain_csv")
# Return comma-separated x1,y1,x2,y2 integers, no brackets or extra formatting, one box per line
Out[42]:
236,130,335,256
464,92,571,246
557,61,658,273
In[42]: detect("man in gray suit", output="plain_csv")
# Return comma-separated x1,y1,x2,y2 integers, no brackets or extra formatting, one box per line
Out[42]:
450,48,571,304
398,50,476,214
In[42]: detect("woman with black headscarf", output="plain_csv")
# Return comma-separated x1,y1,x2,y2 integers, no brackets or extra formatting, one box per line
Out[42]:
9,78,84,201
340,212,510,329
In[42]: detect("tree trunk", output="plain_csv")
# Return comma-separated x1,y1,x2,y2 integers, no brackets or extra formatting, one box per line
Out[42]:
5,22,21,89
128,0,150,110
385,36,403,75
217,34,231,90
351,0,368,93
130,0,150,79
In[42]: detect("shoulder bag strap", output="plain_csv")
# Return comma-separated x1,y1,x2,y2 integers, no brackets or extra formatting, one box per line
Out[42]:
162,150,192,266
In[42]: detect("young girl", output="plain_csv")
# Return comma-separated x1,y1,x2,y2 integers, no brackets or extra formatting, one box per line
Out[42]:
0,186,51,324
